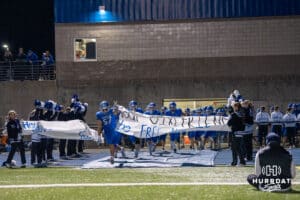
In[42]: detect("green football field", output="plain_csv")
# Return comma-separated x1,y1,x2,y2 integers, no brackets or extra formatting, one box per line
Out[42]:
0,166,299,200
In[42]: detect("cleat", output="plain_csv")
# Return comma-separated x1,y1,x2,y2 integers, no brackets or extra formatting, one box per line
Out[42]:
151,144,156,153
148,143,153,155
134,149,139,158
121,147,126,158
110,157,114,164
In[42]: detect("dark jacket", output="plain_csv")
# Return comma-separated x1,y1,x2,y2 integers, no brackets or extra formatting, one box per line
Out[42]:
29,108,44,120
241,107,254,125
6,119,22,142
44,110,57,121
227,112,245,133
64,111,72,121
256,144,294,191
57,111,66,121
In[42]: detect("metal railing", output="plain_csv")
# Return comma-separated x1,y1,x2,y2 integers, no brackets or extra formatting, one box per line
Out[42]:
0,60,55,81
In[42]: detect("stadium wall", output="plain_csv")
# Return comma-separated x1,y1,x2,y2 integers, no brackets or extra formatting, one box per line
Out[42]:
0,81,57,126
54,16,300,123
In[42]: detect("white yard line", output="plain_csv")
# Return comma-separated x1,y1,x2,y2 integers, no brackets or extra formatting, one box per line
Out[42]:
0,182,300,189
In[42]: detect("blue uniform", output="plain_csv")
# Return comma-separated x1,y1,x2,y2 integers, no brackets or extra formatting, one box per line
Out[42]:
203,113,217,139
96,110,118,145
196,113,207,139
144,110,161,143
144,110,160,115
188,113,204,140
166,109,182,142
129,108,143,144
214,108,228,137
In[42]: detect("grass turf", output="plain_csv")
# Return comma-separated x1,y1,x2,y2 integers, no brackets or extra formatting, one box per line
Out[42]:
1,186,300,200
0,167,299,200
0,167,258,184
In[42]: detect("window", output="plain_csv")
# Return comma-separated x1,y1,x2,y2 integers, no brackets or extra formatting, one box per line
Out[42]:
74,38,97,61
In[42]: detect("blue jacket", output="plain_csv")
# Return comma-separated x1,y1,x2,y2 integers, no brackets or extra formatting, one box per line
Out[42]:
42,54,54,65
26,52,38,63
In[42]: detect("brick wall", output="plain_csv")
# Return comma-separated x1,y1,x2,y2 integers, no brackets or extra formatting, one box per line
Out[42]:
55,17,300,62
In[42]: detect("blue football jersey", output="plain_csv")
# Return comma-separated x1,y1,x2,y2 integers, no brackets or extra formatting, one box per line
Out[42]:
165,109,182,117
96,110,116,132
144,110,161,115
128,107,143,113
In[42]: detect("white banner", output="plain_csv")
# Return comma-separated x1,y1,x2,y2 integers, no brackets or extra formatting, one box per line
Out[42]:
116,106,230,138
21,120,98,141
16,106,230,141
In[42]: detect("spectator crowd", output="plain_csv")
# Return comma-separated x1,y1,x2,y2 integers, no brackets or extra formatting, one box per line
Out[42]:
0,47,54,81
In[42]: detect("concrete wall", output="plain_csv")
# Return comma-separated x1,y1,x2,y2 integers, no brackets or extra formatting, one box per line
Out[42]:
0,81,57,126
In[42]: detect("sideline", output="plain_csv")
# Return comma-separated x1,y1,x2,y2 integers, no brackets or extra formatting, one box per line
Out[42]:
0,182,300,189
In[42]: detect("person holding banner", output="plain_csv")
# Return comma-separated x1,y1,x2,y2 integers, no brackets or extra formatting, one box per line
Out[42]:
96,101,124,164
29,100,45,167
227,102,246,166
202,106,217,149
181,108,191,149
188,108,202,150
240,100,254,161
57,105,68,159
67,97,84,158
144,102,161,155
78,102,88,153
5,110,26,168
128,100,143,158
166,102,182,153
43,100,58,162
111,105,126,159
159,106,168,150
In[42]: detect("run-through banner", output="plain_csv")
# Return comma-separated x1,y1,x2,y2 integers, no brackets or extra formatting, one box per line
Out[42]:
116,106,230,138
16,106,230,140
21,120,99,141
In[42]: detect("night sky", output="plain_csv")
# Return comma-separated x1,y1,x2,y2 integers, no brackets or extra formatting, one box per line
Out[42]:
0,0,54,59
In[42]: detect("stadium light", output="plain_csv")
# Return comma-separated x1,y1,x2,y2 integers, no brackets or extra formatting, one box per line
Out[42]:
2,44,9,50
99,6,106,15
